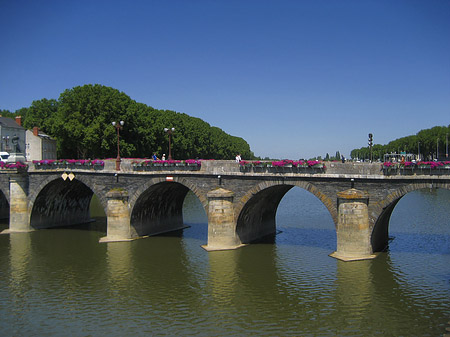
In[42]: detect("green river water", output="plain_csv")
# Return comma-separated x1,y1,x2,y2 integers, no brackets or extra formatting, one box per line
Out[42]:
0,187,449,336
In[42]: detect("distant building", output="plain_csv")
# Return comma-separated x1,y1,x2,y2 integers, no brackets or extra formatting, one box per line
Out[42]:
0,116,26,157
26,127,57,161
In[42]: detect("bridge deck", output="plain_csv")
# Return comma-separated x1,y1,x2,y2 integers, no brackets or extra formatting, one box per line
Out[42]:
23,159,450,180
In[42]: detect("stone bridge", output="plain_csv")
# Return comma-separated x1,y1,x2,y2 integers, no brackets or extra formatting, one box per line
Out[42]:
1,160,449,261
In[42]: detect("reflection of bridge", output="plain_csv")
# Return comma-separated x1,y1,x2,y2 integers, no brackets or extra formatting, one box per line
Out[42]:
1,160,449,261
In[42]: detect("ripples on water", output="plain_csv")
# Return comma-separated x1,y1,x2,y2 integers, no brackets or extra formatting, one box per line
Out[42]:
0,188,449,336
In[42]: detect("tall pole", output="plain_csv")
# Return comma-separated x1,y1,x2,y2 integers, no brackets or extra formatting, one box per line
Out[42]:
112,121,124,170
164,127,175,160
418,142,420,161
446,133,448,158
437,138,439,160
168,132,172,160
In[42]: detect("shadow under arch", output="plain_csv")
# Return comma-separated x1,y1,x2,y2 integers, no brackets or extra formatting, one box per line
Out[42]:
130,178,204,237
0,188,9,220
29,177,102,229
371,182,450,253
236,180,337,245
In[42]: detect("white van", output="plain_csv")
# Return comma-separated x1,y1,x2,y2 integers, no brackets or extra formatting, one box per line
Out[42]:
0,152,10,161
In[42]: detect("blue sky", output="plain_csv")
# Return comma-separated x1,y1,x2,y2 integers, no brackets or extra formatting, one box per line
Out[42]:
1,0,449,159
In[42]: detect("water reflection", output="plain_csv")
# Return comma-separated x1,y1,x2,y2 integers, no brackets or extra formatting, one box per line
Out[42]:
106,242,134,292
0,188,448,336
9,233,31,291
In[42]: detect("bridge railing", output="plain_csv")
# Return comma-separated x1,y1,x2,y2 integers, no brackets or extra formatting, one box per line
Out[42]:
382,161,450,176
30,159,106,171
239,163,326,174
9,159,450,177
27,159,204,172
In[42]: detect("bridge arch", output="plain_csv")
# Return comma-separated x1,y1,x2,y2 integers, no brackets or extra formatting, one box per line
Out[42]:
129,177,208,237
371,182,450,252
235,180,338,244
28,174,108,211
28,175,106,229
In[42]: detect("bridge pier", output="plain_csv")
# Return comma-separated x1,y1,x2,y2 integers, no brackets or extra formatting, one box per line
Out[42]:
203,188,242,251
330,188,377,261
99,189,134,242
3,173,32,233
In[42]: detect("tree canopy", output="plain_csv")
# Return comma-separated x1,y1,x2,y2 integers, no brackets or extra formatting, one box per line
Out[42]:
350,125,450,161
4,84,254,160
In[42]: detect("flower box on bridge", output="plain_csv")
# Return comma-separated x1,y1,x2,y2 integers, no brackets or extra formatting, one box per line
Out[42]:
239,160,326,174
132,159,201,171
382,161,450,176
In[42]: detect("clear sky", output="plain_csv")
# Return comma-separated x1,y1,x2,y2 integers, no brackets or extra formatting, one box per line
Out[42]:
1,0,449,159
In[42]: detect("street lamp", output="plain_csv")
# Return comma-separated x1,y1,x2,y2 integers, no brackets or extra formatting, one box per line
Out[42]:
2,136,9,151
437,137,439,160
164,127,175,160
418,142,420,161
446,133,448,158
112,120,124,170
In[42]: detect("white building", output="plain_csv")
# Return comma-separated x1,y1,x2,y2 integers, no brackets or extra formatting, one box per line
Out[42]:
26,127,57,161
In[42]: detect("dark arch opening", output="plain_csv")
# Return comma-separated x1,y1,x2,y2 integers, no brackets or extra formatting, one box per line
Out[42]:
0,190,9,221
130,181,190,237
237,184,336,248
236,185,293,244
30,178,101,229
372,187,450,254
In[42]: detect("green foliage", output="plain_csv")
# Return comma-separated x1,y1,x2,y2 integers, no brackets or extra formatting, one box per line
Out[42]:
3,84,255,160
350,125,450,161
0,109,17,119
23,98,58,133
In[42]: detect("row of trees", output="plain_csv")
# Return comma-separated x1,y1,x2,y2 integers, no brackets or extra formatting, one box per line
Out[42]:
1,84,255,160
350,126,450,161
308,151,343,162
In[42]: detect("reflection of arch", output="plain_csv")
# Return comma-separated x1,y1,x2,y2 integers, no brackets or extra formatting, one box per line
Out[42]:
371,182,450,252
29,176,104,229
129,177,207,237
236,180,337,244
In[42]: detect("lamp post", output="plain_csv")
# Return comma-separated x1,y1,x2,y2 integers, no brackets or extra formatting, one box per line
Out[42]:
446,133,448,158
437,137,439,160
418,142,420,161
112,121,124,170
164,127,175,160
2,135,9,152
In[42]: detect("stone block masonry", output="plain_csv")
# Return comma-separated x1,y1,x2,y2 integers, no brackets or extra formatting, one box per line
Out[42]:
1,161,449,261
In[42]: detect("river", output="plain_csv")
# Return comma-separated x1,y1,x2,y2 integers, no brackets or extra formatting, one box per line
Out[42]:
0,187,449,336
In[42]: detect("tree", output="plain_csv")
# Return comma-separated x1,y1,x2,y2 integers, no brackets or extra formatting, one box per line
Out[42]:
2,83,258,160
350,125,450,161
56,84,134,158
22,98,59,134
0,109,16,119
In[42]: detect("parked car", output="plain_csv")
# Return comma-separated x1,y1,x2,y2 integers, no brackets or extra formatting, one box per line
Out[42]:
0,152,9,161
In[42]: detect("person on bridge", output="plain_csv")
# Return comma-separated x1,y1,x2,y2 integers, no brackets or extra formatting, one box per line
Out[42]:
236,154,241,162
152,153,159,160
